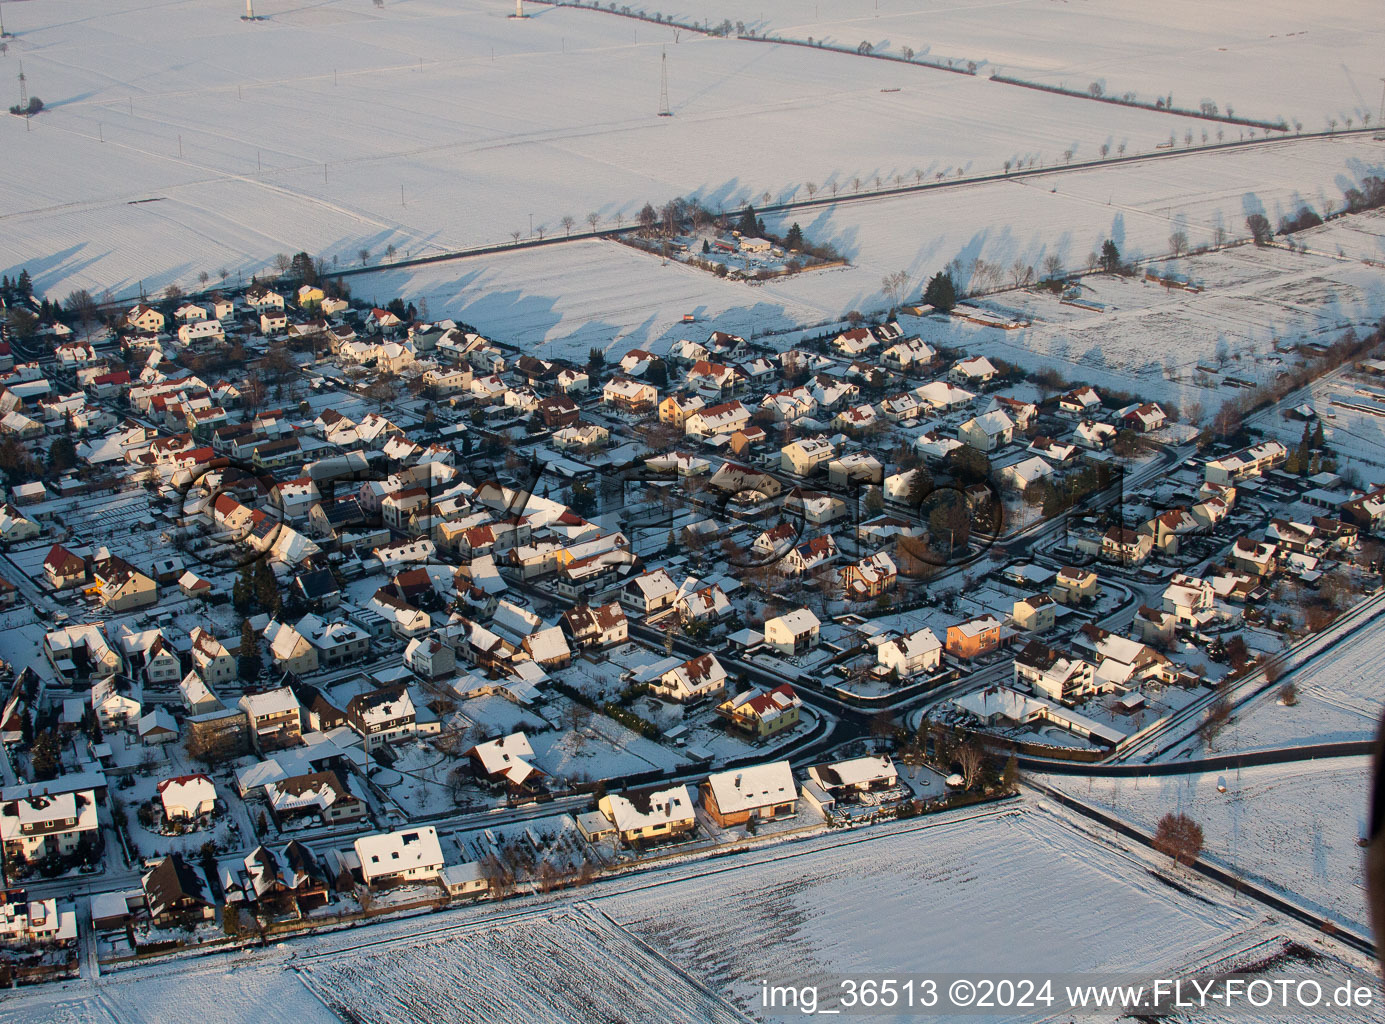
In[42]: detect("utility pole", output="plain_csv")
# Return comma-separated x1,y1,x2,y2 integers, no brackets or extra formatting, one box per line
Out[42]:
0,0,8,39
1379,77,1385,131
658,50,671,116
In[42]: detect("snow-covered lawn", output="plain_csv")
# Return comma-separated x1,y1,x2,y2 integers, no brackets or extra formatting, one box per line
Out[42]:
1035,758,1371,934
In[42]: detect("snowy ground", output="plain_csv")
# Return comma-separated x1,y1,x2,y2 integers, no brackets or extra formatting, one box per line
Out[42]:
3,0,1228,300
649,0,1385,128
2,798,1374,1023
1035,758,1372,935
1163,607,1385,760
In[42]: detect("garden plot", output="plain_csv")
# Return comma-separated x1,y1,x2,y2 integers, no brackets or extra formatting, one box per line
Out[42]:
301,907,747,1024
930,250,1385,410
1248,365,1385,479
529,712,690,784
2,0,1218,300
653,0,1383,127
369,737,458,818
1035,758,1372,934
446,811,607,875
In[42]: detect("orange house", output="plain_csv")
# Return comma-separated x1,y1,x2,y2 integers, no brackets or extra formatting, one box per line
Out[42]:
944,615,1002,660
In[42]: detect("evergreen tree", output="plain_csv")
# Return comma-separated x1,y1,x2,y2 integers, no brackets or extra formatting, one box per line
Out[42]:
238,617,262,682
1312,419,1324,448
16,269,31,297
736,205,758,236
1099,239,1122,273
30,729,60,781
784,223,804,249
922,271,957,311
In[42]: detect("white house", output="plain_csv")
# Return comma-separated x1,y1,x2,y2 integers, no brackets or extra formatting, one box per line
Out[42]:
354,827,445,887
157,774,217,821
875,627,942,678
763,608,821,655
653,653,728,703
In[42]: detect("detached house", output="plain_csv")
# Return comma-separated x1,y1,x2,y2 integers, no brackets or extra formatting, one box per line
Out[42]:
839,550,897,600
126,304,165,333
957,410,1014,452
763,608,821,656
238,687,302,754
1013,639,1096,702
598,784,696,844
876,627,942,678
620,568,678,618
653,653,728,703
0,789,99,866
945,615,1002,659
715,685,802,738
561,602,628,648
701,761,798,827
355,827,444,887
345,684,418,752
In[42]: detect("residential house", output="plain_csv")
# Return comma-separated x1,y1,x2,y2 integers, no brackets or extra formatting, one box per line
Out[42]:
945,615,1003,659
839,551,897,600
1013,639,1097,702
0,788,99,866
957,410,1014,452
598,784,696,844
346,684,418,752
701,761,798,827
237,688,303,754
653,653,728,703
763,609,821,656
1051,566,1099,606
355,827,444,887
1011,594,1056,632
157,775,217,821
142,854,213,927
715,685,802,739
561,602,628,648
875,627,942,678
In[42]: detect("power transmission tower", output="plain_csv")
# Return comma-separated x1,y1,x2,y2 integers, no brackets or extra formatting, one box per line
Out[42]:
658,50,671,117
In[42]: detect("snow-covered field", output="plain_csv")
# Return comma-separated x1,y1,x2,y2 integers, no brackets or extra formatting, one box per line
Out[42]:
1164,608,1385,762
3,800,1373,1023
1037,758,1371,934
652,0,1385,127
3,0,1230,299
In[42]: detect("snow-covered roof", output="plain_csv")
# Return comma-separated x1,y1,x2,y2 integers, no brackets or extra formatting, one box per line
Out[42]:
355,827,444,880
469,732,539,786
705,761,797,816
604,784,695,833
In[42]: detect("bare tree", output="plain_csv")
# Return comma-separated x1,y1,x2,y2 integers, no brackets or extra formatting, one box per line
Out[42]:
881,270,909,309
198,270,211,287
357,248,370,266
1169,230,1189,257
65,290,97,338
805,182,817,198
561,215,576,236
1042,253,1063,281
273,252,292,276
957,742,986,789
1153,812,1203,866
510,230,522,244
586,211,601,232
